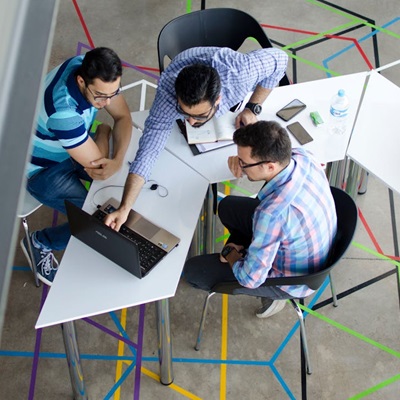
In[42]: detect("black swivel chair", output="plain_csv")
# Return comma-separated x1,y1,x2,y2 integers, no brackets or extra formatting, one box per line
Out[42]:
194,186,358,375
157,7,290,87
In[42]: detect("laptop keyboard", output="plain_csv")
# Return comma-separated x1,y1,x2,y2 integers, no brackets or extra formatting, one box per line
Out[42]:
93,209,166,275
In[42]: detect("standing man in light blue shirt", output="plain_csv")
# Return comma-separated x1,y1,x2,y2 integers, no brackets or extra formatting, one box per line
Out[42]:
21,47,132,285
104,47,288,230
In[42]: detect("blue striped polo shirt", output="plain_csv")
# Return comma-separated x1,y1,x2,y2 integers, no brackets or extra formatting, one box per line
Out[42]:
27,55,97,178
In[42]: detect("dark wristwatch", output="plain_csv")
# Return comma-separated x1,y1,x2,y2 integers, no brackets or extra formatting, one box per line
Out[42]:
245,102,262,116
221,245,234,258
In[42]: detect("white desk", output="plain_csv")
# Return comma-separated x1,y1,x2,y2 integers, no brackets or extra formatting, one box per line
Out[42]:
260,71,368,164
131,71,368,183
36,128,209,396
347,70,400,195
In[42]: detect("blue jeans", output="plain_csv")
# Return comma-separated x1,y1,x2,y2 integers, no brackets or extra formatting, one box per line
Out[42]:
27,158,92,251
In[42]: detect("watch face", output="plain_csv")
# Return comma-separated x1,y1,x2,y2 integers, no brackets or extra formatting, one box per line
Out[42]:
253,104,262,115
246,103,262,115
221,245,232,258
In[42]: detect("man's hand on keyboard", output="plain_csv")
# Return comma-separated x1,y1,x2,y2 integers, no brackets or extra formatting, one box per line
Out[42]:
104,208,130,231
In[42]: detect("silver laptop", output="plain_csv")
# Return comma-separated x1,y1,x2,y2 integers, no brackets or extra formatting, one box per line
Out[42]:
65,198,180,278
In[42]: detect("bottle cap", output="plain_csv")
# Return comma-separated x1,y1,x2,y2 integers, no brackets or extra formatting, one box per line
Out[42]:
338,89,345,97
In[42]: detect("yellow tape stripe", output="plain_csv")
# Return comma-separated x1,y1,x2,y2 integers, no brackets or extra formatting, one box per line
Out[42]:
220,294,229,400
141,367,202,399
219,183,231,400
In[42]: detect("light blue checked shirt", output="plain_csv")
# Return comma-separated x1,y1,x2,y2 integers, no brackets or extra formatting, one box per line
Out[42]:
129,47,288,180
232,148,337,298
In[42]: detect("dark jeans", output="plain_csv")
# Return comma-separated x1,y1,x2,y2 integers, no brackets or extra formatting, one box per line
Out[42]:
218,195,260,248
183,195,289,298
27,158,92,250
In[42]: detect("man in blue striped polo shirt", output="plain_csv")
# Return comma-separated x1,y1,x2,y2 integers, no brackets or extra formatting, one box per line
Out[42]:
21,47,131,285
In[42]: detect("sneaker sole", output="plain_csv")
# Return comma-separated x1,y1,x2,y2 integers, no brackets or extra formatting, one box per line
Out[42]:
256,300,286,319
20,239,52,286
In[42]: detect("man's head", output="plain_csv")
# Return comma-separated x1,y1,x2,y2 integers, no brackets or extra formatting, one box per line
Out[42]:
75,47,123,109
175,64,221,127
233,121,292,182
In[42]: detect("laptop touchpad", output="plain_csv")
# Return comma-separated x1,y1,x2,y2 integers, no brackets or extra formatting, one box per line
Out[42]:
132,217,160,239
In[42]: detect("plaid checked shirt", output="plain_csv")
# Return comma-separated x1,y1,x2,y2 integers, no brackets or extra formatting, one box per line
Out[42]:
129,46,288,180
232,148,337,298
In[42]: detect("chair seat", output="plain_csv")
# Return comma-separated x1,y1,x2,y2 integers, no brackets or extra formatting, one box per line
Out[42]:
18,190,42,218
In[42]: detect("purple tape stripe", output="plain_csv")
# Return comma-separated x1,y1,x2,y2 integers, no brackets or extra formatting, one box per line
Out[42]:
83,317,138,349
134,304,146,400
28,285,48,400
75,41,159,81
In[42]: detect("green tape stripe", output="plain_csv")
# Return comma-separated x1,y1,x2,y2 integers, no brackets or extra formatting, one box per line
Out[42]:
352,242,400,269
306,0,400,39
348,373,400,399
186,0,191,13
221,181,255,196
215,233,229,244
361,22,400,40
91,120,102,133
306,0,368,23
298,304,400,358
283,21,358,50
287,52,341,76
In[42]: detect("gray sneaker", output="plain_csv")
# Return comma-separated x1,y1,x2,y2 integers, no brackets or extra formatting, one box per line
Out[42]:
20,235,59,286
256,298,286,318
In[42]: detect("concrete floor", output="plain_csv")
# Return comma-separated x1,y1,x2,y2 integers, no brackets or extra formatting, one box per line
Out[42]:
1,1,400,399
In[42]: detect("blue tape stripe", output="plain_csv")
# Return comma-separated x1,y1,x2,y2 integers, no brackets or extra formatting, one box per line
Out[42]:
323,18,400,76
104,360,136,400
270,364,296,400
109,311,137,356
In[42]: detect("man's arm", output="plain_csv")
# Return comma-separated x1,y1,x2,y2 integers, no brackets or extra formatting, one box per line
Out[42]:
234,48,288,128
235,85,272,128
103,172,145,231
86,95,132,180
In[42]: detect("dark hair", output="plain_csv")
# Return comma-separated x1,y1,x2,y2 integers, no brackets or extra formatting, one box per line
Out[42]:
76,47,122,85
233,121,292,165
175,64,221,106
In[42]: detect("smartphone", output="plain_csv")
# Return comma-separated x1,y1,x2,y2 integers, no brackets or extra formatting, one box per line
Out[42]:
286,122,313,145
276,99,307,121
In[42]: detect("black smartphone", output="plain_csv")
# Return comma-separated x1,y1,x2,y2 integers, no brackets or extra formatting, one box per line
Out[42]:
286,122,313,145
276,99,306,121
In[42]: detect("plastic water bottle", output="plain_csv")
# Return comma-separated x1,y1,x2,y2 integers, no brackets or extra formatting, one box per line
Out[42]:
329,89,349,135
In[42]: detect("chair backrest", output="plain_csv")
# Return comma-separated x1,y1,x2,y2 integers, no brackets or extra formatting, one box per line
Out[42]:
212,186,358,296
157,8,290,86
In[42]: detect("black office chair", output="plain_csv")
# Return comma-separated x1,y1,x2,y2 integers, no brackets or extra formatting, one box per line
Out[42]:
194,186,358,375
157,7,290,86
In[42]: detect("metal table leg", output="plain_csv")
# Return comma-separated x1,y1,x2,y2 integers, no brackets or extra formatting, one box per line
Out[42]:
155,299,174,385
61,321,88,400
205,185,216,254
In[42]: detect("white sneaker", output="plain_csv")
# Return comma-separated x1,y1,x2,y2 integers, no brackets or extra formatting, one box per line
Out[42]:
256,299,286,318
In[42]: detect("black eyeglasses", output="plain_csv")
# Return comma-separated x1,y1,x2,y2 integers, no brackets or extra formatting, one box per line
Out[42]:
238,158,272,169
176,102,216,121
86,85,121,103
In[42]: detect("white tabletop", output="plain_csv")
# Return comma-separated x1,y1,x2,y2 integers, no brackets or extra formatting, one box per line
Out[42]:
36,129,209,328
347,70,400,195
260,71,368,164
131,71,368,183
131,109,236,183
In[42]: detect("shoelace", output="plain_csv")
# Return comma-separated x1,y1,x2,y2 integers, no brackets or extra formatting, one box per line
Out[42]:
38,251,59,276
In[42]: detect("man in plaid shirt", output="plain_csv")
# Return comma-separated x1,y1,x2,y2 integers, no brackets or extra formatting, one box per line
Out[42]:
184,120,337,318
